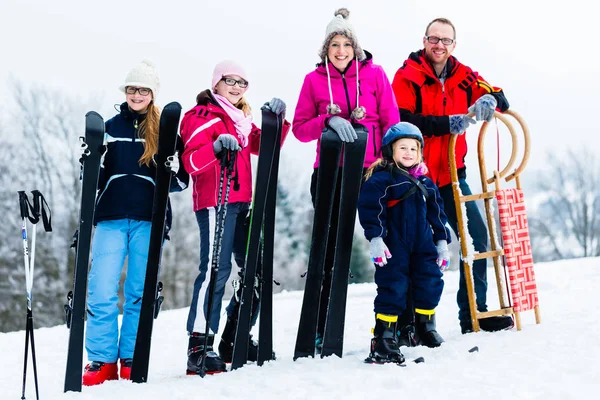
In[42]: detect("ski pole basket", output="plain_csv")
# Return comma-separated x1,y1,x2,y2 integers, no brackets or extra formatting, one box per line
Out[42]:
448,109,541,332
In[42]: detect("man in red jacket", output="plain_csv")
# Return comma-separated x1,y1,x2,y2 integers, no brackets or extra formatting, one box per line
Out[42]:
391,17,514,337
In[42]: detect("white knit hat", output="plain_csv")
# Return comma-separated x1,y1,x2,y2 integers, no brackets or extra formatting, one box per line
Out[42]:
319,8,365,62
118,59,160,96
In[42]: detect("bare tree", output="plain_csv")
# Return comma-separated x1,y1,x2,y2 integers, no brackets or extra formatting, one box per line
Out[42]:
0,78,100,332
529,147,600,261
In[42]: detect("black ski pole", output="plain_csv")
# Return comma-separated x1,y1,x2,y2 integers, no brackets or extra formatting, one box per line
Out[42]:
198,149,237,377
18,190,51,400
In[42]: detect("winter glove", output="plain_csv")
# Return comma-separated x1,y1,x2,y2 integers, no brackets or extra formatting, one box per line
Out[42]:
213,133,241,155
449,114,476,135
328,116,357,143
468,94,497,122
165,151,179,175
436,240,450,272
370,237,392,267
262,97,286,116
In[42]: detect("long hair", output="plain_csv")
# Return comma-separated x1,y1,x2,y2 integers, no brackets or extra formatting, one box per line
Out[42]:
138,99,160,166
235,97,252,116
364,159,389,180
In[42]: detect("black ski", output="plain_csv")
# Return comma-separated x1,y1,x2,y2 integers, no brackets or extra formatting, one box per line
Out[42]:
131,102,182,383
293,129,342,360
321,124,367,358
231,109,282,370
257,111,283,366
64,112,105,393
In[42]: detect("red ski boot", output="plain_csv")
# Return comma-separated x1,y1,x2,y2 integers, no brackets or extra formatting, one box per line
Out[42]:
119,358,133,380
82,361,118,386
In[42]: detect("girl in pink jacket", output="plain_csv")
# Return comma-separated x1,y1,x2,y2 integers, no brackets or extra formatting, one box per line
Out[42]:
180,60,289,375
292,8,400,354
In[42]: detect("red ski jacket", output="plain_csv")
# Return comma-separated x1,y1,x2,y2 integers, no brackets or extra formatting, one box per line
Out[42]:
180,90,290,211
391,50,509,188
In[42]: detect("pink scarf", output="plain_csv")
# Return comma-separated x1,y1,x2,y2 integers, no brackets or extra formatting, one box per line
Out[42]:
213,93,253,148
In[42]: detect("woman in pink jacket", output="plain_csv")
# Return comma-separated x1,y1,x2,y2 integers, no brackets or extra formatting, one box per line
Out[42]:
180,60,289,375
292,8,400,353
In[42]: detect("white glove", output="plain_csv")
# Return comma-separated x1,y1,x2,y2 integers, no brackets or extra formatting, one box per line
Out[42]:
78,136,90,164
436,240,450,272
370,237,392,267
166,151,179,175
449,115,476,135
468,94,497,122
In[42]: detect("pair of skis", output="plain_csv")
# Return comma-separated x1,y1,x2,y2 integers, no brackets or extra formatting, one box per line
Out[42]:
294,124,368,360
230,108,284,370
63,103,182,391
18,190,52,400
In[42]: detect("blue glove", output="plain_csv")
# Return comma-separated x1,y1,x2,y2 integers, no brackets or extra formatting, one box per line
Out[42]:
370,237,392,267
436,240,450,272
449,114,476,135
468,94,497,122
213,134,241,154
328,116,357,143
263,97,286,116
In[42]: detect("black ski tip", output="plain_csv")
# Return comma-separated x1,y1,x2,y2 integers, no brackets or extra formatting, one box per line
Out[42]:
163,101,182,111
85,110,103,118
468,346,479,353
413,356,425,363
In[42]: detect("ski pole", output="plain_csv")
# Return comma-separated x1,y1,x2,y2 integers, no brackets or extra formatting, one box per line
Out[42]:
18,190,50,400
199,149,237,376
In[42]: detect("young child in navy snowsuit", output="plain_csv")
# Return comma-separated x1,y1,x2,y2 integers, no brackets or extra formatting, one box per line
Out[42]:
83,60,189,386
358,121,451,364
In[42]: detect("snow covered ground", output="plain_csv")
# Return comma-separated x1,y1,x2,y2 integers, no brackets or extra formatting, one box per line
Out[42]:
2,257,599,400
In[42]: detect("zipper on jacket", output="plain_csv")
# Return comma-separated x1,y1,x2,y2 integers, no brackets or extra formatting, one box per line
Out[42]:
341,74,353,116
372,126,377,158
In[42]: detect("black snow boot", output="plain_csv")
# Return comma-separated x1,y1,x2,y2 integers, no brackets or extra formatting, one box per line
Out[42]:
366,314,404,364
415,311,444,348
461,315,514,334
187,332,227,375
395,307,417,347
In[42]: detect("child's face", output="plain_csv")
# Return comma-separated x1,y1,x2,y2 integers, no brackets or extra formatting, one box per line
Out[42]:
214,74,248,105
392,138,420,168
125,86,153,114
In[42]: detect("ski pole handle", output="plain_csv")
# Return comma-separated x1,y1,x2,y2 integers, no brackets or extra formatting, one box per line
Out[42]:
18,191,30,220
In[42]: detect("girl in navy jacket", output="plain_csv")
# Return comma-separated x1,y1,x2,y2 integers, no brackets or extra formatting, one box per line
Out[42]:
358,122,451,364
82,60,188,386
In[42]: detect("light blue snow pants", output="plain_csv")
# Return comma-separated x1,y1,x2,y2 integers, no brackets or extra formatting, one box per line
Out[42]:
85,219,151,363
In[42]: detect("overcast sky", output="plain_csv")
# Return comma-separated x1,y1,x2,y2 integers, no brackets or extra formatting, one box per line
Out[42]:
1,0,597,193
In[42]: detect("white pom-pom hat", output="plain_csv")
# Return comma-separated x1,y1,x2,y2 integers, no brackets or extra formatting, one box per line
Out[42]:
118,59,160,96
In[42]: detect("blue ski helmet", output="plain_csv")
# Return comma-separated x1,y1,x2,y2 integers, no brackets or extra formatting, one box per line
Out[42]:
381,122,424,160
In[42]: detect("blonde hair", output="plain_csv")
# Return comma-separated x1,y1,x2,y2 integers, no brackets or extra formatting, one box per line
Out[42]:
138,99,160,167
235,97,252,116
364,159,388,180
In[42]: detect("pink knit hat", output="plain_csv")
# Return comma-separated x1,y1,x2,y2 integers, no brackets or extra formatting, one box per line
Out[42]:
211,60,249,90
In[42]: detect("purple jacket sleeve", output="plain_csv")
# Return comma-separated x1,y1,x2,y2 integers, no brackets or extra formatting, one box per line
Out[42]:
292,74,329,143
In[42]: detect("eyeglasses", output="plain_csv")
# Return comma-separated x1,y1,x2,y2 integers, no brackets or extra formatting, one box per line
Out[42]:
125,87,152,96
425,36,455,45
221,77,248,89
